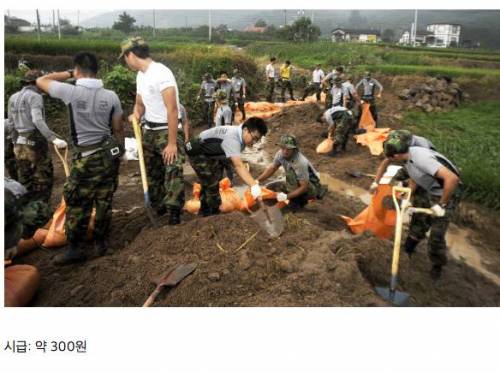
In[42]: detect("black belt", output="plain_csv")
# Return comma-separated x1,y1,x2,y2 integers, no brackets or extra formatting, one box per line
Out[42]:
145,121,167,128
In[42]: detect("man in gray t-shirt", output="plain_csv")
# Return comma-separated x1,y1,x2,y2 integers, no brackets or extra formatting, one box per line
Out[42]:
197,73,217,127
185,118,268,216
231,68,247,122
383,137,462,280
36,52,124,265
7,69,67,204
257,134,327,211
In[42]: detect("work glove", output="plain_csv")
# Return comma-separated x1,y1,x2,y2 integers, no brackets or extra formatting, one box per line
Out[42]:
250,182,262,199
430,204,446,217
52,138,68,149
277,192,288,202
401,199,412,212
369,181,378,193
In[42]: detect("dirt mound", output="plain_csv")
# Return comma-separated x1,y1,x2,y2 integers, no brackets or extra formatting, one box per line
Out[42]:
398,76,468,112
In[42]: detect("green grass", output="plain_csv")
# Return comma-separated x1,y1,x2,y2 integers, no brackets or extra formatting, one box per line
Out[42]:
356,64,500,78
403,102,500,210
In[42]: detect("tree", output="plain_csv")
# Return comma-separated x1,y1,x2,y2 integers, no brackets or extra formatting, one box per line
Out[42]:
254,19,267,28
280,17,320,42
381,29,395,43
112,12,136,34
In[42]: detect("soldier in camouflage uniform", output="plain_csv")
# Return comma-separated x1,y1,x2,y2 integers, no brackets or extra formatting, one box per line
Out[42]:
4,177,51,259
185,118,268,216
7,70,68,204
383,137,462,280
322,106,355,156
121,36,185,225
322,66,344,109
37,52,124,264
257,135,327,211
355,71,383,125
4,116,18,180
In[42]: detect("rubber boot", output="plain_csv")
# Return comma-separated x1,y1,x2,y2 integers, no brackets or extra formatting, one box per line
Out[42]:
430,265,443,281
54,243,87,265
327,144,341,157
404,236,419,258
94,239,108,256
167,207,181,225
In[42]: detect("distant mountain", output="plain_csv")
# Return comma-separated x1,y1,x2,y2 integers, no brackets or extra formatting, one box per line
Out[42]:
81,9,500,48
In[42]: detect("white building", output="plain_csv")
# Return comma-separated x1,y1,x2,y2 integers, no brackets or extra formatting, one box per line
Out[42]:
426,23,461,48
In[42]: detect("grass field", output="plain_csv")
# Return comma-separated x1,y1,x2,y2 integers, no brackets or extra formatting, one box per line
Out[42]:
403,102,500,210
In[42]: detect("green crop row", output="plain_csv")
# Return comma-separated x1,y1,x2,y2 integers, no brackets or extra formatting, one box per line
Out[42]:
403,101,500,210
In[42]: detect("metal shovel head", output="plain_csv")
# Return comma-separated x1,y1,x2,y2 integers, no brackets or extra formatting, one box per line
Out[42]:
157,263,197,287
346,170,364,178
251,204,284,239
375,287,410,307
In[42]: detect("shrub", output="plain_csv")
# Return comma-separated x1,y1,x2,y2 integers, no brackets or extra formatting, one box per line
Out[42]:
103,65,137,109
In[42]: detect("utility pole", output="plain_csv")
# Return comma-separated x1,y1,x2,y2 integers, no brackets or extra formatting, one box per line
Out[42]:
284,9,287,26
413,9,418,47
208,9,212,43
77,10,80,28
311,10,314,23
52,10,56,29
57,10,61,40
152,9,156,38
185,16,188,29
35,9,41,41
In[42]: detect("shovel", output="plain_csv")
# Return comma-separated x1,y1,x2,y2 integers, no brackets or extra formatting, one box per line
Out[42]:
132,117,158,227
375,186,412,306
142,263,197,307
345,170,375,179
250,199,284,239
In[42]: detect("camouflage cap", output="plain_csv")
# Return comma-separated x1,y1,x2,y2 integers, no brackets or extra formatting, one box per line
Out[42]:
383,136,409,157
364,71,372,78
22,69,43,83
119,36,148,59
214,89,227,101
388,129,413,148
278,134,299,149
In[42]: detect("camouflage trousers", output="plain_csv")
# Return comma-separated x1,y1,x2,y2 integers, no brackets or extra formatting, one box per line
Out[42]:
408,185,462,267
302,82,322,101
189,154,224,213
284,168,327,208
280,79,295,101
64,149,120,244
324,87,333,109
231,97,246,121
13,131,53,204
5,138,18,181
266,79,275,102
142,128,186,213
202,100,215,128
329,111,355,149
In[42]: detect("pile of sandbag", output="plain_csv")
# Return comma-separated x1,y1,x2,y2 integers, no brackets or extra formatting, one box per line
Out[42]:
398,76,468,112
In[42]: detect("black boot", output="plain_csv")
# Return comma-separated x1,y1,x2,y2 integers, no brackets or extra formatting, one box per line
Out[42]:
54,243,87,265
167,207,181,225
430,265,443,281
94,239,108,256
404,236,419,258
327,144,341,157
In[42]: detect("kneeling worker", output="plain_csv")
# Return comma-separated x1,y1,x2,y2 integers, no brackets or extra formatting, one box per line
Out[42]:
257,135,327,211
185,117,268,216
383,137,462,280
322,106,355,156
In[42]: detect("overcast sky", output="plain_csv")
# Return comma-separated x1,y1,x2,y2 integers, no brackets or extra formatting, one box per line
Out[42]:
5,10,109,25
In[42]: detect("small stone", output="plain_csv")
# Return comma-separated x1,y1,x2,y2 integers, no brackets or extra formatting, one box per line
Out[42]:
208,272,221,281
222,269,230,276
128,255,140,264
278,259,294,273
70,285,84,297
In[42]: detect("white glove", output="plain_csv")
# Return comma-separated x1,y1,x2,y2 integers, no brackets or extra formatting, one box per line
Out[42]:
251,182,262,199
401,200,412,211
52,138,68,149
430,204,446,217
277,192,288,202
369,181,378,193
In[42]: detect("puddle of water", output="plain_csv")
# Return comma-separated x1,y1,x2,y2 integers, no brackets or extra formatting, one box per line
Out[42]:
319,173,372,205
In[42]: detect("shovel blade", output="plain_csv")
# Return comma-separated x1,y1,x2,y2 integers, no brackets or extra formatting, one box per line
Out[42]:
375,287,410,307
251,204,284,238
158,263,197,287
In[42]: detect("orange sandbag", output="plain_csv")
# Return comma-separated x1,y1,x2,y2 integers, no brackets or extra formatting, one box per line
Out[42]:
15,226,49,257
43,199,96,248
354,128,391,156
359,103,376,131
316,137,334,154
340,184,396,240
184,183,202,214
219,178,243,213
240,187,278,211
4,264,40,307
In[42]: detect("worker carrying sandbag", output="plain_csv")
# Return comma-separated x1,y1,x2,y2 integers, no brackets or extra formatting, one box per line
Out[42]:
185,117,268,217
383,136,463,280
320,105,355,156
355,71,383,125
257,134,327,212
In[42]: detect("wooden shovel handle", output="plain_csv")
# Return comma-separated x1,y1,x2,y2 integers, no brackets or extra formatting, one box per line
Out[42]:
142,286,162,307
53,145,70,178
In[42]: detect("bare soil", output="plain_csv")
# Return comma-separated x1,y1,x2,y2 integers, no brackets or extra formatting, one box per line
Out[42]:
13,74,500,307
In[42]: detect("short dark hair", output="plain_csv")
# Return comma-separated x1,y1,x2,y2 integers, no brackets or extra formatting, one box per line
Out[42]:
335,66,344,73
125,45,150,59
219,70,228,76
73,52,99,75
285,60,291,64
242,117,268,137
270,56,276,62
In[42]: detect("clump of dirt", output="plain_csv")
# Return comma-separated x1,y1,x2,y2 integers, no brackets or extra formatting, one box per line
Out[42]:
398,76,468,112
